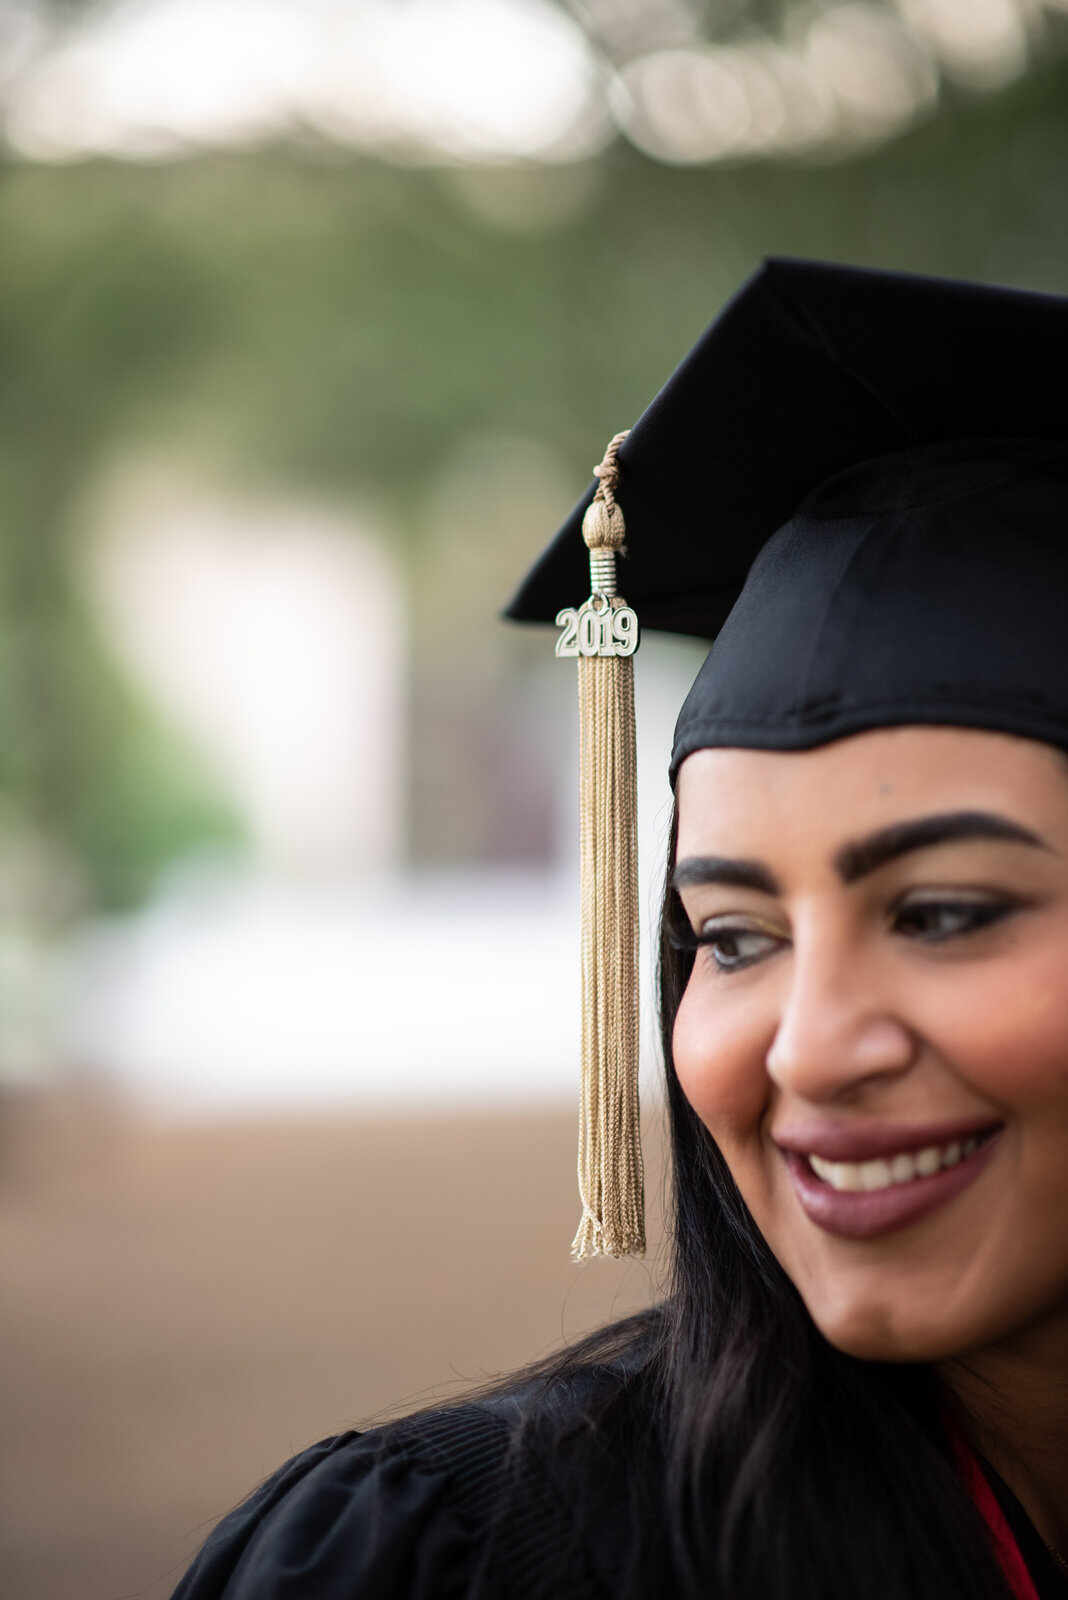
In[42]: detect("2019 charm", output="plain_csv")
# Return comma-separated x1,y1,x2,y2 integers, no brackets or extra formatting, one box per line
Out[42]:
555,597,639,658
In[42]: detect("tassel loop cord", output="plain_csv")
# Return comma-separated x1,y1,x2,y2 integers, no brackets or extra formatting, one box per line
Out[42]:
590,431,630,524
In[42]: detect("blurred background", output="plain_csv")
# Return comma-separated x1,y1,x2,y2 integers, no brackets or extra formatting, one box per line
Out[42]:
1,0,1067,1594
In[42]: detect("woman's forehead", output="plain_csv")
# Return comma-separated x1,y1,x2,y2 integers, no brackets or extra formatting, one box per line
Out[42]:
674,727,1068,851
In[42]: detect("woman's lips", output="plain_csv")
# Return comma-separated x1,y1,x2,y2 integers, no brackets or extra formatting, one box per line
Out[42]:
782,1128,1003,1239
774,1115,1001,1162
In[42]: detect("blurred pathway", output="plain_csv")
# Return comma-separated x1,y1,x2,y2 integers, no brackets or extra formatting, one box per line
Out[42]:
0,1090,664,1600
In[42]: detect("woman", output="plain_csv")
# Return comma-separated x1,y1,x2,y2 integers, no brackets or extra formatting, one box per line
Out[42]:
172,260,1068,1599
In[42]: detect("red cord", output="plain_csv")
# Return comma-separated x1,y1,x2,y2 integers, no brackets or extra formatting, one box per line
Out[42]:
947,1426,1041,1600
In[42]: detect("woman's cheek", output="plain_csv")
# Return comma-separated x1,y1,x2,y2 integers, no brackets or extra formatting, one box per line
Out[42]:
917,957,1068,1102
672,975,772,1140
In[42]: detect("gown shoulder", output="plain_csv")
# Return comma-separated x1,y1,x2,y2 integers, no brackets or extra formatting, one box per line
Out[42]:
170,1365,631,1600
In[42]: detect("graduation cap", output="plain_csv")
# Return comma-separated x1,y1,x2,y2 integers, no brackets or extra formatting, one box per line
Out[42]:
507,257,1068,1259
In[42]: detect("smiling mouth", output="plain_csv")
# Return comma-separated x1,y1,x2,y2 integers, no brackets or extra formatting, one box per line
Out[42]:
783,1125,1004,1238
806,1128,1001,1194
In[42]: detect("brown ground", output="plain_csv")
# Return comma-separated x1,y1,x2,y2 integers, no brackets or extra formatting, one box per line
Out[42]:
0,1088,666,1600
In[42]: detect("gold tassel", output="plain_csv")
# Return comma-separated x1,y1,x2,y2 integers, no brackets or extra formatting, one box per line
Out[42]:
556,431,644,1261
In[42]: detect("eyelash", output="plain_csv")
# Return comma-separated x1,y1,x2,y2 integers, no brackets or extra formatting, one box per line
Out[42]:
888,895,1017,942
669,917,784,973
672,894,1020,974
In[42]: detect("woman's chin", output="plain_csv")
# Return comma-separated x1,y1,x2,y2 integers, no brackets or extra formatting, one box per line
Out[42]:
804,1295,978,1364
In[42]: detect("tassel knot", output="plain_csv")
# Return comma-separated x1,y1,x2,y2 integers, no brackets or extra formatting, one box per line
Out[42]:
581,498,626,552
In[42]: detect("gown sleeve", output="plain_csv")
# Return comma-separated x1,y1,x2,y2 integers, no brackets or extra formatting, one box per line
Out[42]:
170,1426,486,1600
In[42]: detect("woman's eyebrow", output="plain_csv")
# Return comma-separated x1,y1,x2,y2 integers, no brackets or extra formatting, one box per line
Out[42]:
671,857,781,895
672,813,1048,897
834,810,1049,884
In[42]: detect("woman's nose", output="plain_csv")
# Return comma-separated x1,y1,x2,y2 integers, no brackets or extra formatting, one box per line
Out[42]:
765,939,917,1103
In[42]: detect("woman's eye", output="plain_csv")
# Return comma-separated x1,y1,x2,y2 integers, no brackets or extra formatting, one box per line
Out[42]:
890,896,1015,942
696,921,785,972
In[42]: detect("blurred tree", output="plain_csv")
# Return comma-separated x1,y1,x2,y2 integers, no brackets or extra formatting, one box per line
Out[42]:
0,47,1066,903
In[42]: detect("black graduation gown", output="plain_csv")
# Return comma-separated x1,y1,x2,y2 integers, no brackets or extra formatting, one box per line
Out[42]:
171,1363,1068,1600
170,1367,627,1600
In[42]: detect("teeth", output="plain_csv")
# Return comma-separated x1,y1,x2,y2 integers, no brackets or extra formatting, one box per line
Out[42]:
807,1134,987,1193
914,1146,941,1177
889,1153,915,1184
859,1158,892,1192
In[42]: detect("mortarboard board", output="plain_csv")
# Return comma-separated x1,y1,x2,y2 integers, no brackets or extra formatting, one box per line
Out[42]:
507,258,1068,1259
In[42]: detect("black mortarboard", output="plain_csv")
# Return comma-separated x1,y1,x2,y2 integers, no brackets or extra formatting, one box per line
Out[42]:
507,258,1068,1258
507,257,1068,776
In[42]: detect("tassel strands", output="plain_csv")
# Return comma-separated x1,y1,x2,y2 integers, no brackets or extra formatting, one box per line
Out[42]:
556,431,644,1260
575,648,643,1258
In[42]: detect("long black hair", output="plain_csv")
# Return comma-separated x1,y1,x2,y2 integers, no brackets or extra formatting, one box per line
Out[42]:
488,802,1013,1600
